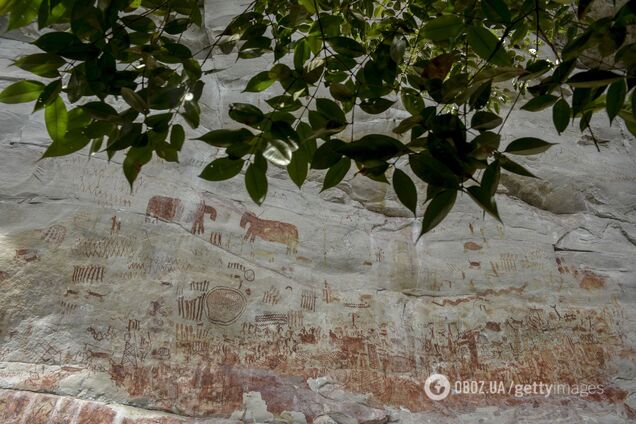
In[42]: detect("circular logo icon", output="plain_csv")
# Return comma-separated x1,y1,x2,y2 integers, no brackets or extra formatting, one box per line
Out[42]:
424,373,451,401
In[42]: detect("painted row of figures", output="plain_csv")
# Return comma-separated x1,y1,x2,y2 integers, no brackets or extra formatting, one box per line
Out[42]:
145,195,299,254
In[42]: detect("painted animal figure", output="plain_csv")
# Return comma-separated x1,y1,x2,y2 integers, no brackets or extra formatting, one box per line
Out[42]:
15,249,39,262
145,196,184,223
240,212,299,254
191,201,217,234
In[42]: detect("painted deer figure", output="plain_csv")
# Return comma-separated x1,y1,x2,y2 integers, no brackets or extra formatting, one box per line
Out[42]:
191,201,217,234
240,212,299,254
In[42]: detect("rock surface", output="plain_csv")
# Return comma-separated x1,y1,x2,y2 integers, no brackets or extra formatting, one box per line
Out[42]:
0,2,636,423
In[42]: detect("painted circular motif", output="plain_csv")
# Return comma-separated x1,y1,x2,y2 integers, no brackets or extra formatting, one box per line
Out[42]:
205,287,246,325
244,269,255,282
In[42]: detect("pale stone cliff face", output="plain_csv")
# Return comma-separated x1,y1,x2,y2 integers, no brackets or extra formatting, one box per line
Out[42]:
0,2,635,423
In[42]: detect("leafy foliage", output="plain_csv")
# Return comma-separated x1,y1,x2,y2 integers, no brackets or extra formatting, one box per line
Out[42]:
1,0,635,234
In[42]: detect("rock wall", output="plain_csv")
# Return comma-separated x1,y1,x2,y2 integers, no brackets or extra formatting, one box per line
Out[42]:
0,2,635,423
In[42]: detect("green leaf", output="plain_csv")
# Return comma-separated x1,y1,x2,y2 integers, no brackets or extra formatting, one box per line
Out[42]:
316,98,347,124
482,0,511,23
392,168,417,215
422,16,463,41
504,137,555,155
322,157,351,191
0,0,16,15
81,102,120,121
623,120,636,138
42,130,90,158
287,148,309,188
14,53,65,78
571,87,592,117
148,86,184,110
245,71,275,92
183,58,202,80
294,38,311,70
164,18,189,35
619,107,636,135
359,98,395,114
45,96,67,143
561,31,593,61
182,101,200,128
0,80,44,104
196,128,253,148
338,134,404,163
267,95,302,112
33,32,101,61
552,98,570,134
121,87,148,114
311,139,345,169
467,26,512,67
269,63,292,83
472,66,526,83
33,32,79,54
67,107,91,131
145,113,172,132
298,0,316,13
307,119,347,141
121,14,156,32
229,103,264,127
401,89,425,115
170,124,185,149
37,0,48,28
606,80,626,124
390,36,407,64
566,70,623,88
499,155,538,178
34,79,62,112
420,189,457,235
393,116,422,135
245,161,268,205
71,2,103,42
329,83,354,102
199,157,245,181
409,152,459,188
471,111,502,130
577,0,593,19
106,123,142,152
8,0,39,30
521,94,558,112
481,160,500,196
263,139,293,166
469,131,501,159
123,146,152,189
119,108,139,126
579,111,592,131
190,3,202,26
467,185,501,222
327,37,365,57
426,184,443,202
303,56,325,83
359,162,389,183
469,80,492,110
167,41,193,58
239,36,273,58
84,121,114,139
155,142,179,162
521,60,553,81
